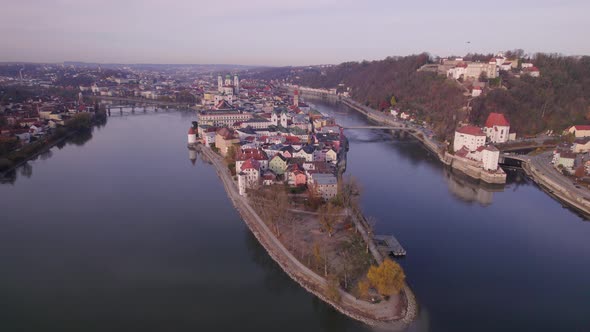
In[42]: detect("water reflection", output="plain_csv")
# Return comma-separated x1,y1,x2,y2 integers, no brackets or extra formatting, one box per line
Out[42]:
19,162,32,178
443,168,503,206
1,126,99,185
188,147,197,166
244,228,299,295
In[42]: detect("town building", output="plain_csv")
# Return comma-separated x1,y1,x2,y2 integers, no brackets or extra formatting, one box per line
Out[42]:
215,127,239,156
237,158,261,196
453,125,486,152
309,173,338,200
198,110,252,127
269,154,288,175
572,138,590,153
567,125,590,138
523,67,541,77
482,145,500,171
472,86,482,97
484,113,510,143
558,152,576,171
235,148,269,171
465,62,498,79
286,163,307,187
271,109,289,127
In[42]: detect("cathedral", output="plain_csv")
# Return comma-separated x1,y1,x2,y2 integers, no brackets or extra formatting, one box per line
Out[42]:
217,74,240,96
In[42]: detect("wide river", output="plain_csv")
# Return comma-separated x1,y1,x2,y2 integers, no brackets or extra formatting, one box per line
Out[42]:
1,102,589,332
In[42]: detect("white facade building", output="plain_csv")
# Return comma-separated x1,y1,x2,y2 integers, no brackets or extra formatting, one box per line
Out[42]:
454,126,486,152
482,145,500,171
484,113,510,144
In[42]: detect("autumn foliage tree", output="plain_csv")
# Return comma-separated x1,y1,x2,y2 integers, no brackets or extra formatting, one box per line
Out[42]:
390,95,397,108
355,278,370,300
366,259,405,298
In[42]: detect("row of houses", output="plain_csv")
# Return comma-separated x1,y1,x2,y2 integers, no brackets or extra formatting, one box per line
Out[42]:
191,87,343,200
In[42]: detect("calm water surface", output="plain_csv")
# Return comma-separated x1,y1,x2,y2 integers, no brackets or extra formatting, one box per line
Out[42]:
1,105,589,332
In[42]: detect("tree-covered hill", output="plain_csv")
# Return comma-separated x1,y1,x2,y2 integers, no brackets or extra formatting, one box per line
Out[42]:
470,54,590,135
253,53,590,139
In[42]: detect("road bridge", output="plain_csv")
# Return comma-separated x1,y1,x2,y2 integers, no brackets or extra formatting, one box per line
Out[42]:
499,153,530,168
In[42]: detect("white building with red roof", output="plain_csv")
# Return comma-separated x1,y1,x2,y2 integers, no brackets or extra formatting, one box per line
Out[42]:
567,125,590,138
235,148,269,171
472,86,483,97
484,113,510,143
454,125,486,152
237,158,261,196
188,127,197,145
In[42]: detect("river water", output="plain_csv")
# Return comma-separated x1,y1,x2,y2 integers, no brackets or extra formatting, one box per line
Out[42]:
1,104,589,332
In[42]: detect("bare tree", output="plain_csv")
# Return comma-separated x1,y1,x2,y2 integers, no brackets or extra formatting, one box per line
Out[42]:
251,185,290,237
318,203,339,237
340,175,361,207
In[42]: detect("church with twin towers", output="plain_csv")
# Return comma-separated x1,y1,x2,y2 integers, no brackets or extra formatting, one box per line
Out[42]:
217,74,240,96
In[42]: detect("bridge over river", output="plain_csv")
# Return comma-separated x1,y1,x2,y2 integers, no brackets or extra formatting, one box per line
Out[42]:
341,125,408,130
91,95,195,109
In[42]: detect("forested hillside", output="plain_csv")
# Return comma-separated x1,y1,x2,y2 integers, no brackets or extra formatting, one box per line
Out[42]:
253,54,467,138
253,53,590,139
470,54,590,135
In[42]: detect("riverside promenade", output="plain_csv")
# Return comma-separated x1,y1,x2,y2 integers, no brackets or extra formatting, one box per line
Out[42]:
199,145,417,330
522,152,590,218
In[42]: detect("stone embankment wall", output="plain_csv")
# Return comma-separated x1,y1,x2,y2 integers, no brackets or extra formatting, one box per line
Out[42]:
200,146,417,330
443,153,506,184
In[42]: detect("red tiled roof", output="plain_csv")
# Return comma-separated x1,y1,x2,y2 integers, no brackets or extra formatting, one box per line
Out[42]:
455,146,470,158
572,125,590,131
237,148,268,161
241,158,261,171
485,113,510,127
456,125,485,136
188,127,196,135
284,136,301,144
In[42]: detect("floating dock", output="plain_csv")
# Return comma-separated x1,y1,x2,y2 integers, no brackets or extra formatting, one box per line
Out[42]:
374,235,406,257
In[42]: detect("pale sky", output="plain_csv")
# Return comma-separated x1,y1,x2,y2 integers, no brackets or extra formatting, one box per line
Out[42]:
1,0,589,66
